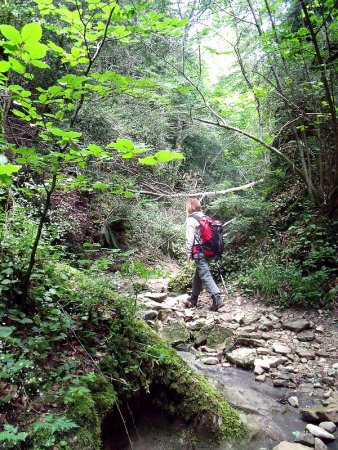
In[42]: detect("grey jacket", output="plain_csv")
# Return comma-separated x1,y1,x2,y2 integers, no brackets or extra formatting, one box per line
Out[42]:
186,211,203,255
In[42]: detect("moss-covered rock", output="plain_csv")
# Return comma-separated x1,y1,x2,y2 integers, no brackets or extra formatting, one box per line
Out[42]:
193,323,234,348
158,320,191,347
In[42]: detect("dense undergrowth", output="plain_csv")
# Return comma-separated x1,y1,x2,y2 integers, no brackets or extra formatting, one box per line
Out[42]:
0,245,244,449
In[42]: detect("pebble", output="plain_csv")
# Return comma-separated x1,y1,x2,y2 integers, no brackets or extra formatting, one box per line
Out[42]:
288,396,299,408
255,374,266,382
202,357,219,365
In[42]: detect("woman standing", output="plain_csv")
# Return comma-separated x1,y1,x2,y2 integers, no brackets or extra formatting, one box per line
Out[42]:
186,197,224,312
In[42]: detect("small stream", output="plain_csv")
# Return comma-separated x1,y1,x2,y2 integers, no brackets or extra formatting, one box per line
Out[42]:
104,351,337,450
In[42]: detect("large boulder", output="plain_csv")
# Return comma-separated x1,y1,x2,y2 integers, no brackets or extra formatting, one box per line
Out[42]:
300,401,338,423
225,347,257,369
158,320,191,347
193,323,233,348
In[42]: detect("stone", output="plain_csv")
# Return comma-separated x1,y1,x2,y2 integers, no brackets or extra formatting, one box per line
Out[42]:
193,323,233,348
288,396,299,408
301,402,338,423
233,312,245,323
255,374,266,382
268,356,288,368
158,320,190,347
158,309,172,322
297,331,315,342
297,348,316,359
202,357,219,365
314,438,327,450
305,424,335,441
273,442,313,450
143,310,158,321
294,432,315,446
282,319,311,333
319,421,336,433
254,358,271,370
316,326,325,333
315,350,330,358
257,347,271,355
144,292,167,302
254,366,265,375
236,337,266,347
187,318,208,331
225,347,257,369
242,313,261,325
273,342,291,355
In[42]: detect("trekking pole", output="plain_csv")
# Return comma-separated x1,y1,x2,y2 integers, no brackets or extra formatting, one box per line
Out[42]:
216,259,228,296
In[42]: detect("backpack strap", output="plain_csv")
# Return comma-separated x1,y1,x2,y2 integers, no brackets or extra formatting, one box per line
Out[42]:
189,213,204,255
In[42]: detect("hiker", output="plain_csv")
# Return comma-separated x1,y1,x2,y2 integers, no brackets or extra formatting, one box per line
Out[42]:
186,197,224,311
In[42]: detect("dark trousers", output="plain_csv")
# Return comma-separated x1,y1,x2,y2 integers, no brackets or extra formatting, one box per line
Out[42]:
192,253,220,297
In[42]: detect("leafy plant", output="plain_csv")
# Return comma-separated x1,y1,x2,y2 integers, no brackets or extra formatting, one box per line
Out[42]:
31,414,78,449
0,424,27,449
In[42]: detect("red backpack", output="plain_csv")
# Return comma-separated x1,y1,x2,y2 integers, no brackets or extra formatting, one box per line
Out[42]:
190,213,224,257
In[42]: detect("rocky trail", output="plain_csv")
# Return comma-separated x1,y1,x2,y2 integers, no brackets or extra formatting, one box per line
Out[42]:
133,273,338,450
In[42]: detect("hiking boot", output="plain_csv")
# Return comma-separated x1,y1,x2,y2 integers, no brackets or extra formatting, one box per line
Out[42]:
187,294,198,307
209,294,224,311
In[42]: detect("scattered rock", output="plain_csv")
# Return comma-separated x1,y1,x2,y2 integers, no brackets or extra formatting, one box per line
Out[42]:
193,323,233,348
282,319,311,333
297,348,316,359
158,309,172,321
314,438,327,450
315,350,330,358
294,432,315,446
273,442,313,450
232,312,245,323
254,365,265,375
254,358,271,370
273,342,291,355
144,292,167,302
255,374,266,382
225,347,257,369
297,331,315,342
236,336,266,347
288,396,299,408
319,421,336,433
202,357,219,365
305,423,336,441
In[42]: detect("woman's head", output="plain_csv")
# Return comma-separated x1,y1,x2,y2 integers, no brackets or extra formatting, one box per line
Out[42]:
186,197,202,215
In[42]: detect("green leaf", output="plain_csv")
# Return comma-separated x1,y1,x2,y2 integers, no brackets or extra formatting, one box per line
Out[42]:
8,57,26,75
0,163,22,175
92,182,110,189
0,61,11,72
0,25,22,44
153,150,184,163
21,23,42,43
0,326,14,338
31,60,50,69
24,42,48,59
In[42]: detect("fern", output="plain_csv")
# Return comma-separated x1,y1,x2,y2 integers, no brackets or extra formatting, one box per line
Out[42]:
0,424,26,448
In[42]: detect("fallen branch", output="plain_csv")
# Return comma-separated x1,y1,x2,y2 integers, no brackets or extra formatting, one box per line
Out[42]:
130,179,264,198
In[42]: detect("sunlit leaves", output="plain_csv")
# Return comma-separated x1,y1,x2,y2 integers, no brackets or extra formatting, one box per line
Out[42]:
0,25,21,44
21,23,43,43
107,139,146,159
139,150,184,165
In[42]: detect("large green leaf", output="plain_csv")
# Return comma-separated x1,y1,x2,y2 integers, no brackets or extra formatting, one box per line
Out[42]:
0,61,11,72
21,23,42,43
0,326,14,338
0,163,22,175
0,25,21,44
24,42,48,59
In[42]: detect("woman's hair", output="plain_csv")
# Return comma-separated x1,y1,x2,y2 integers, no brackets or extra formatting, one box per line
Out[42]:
186,197,202,214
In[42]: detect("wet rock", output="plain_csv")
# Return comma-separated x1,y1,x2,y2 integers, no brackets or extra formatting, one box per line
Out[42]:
314,438,327,450
319,421,336,433
282,319,311,333
305,423,335,441
144,292,167,302
294,432,315,446
158,320,190,347
301,402,338,423
288,396,299,408
273,442,312,450
202,357,219,365
273,379,291,388
297,331,315,342
225,347,257,369
273,342,291,355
